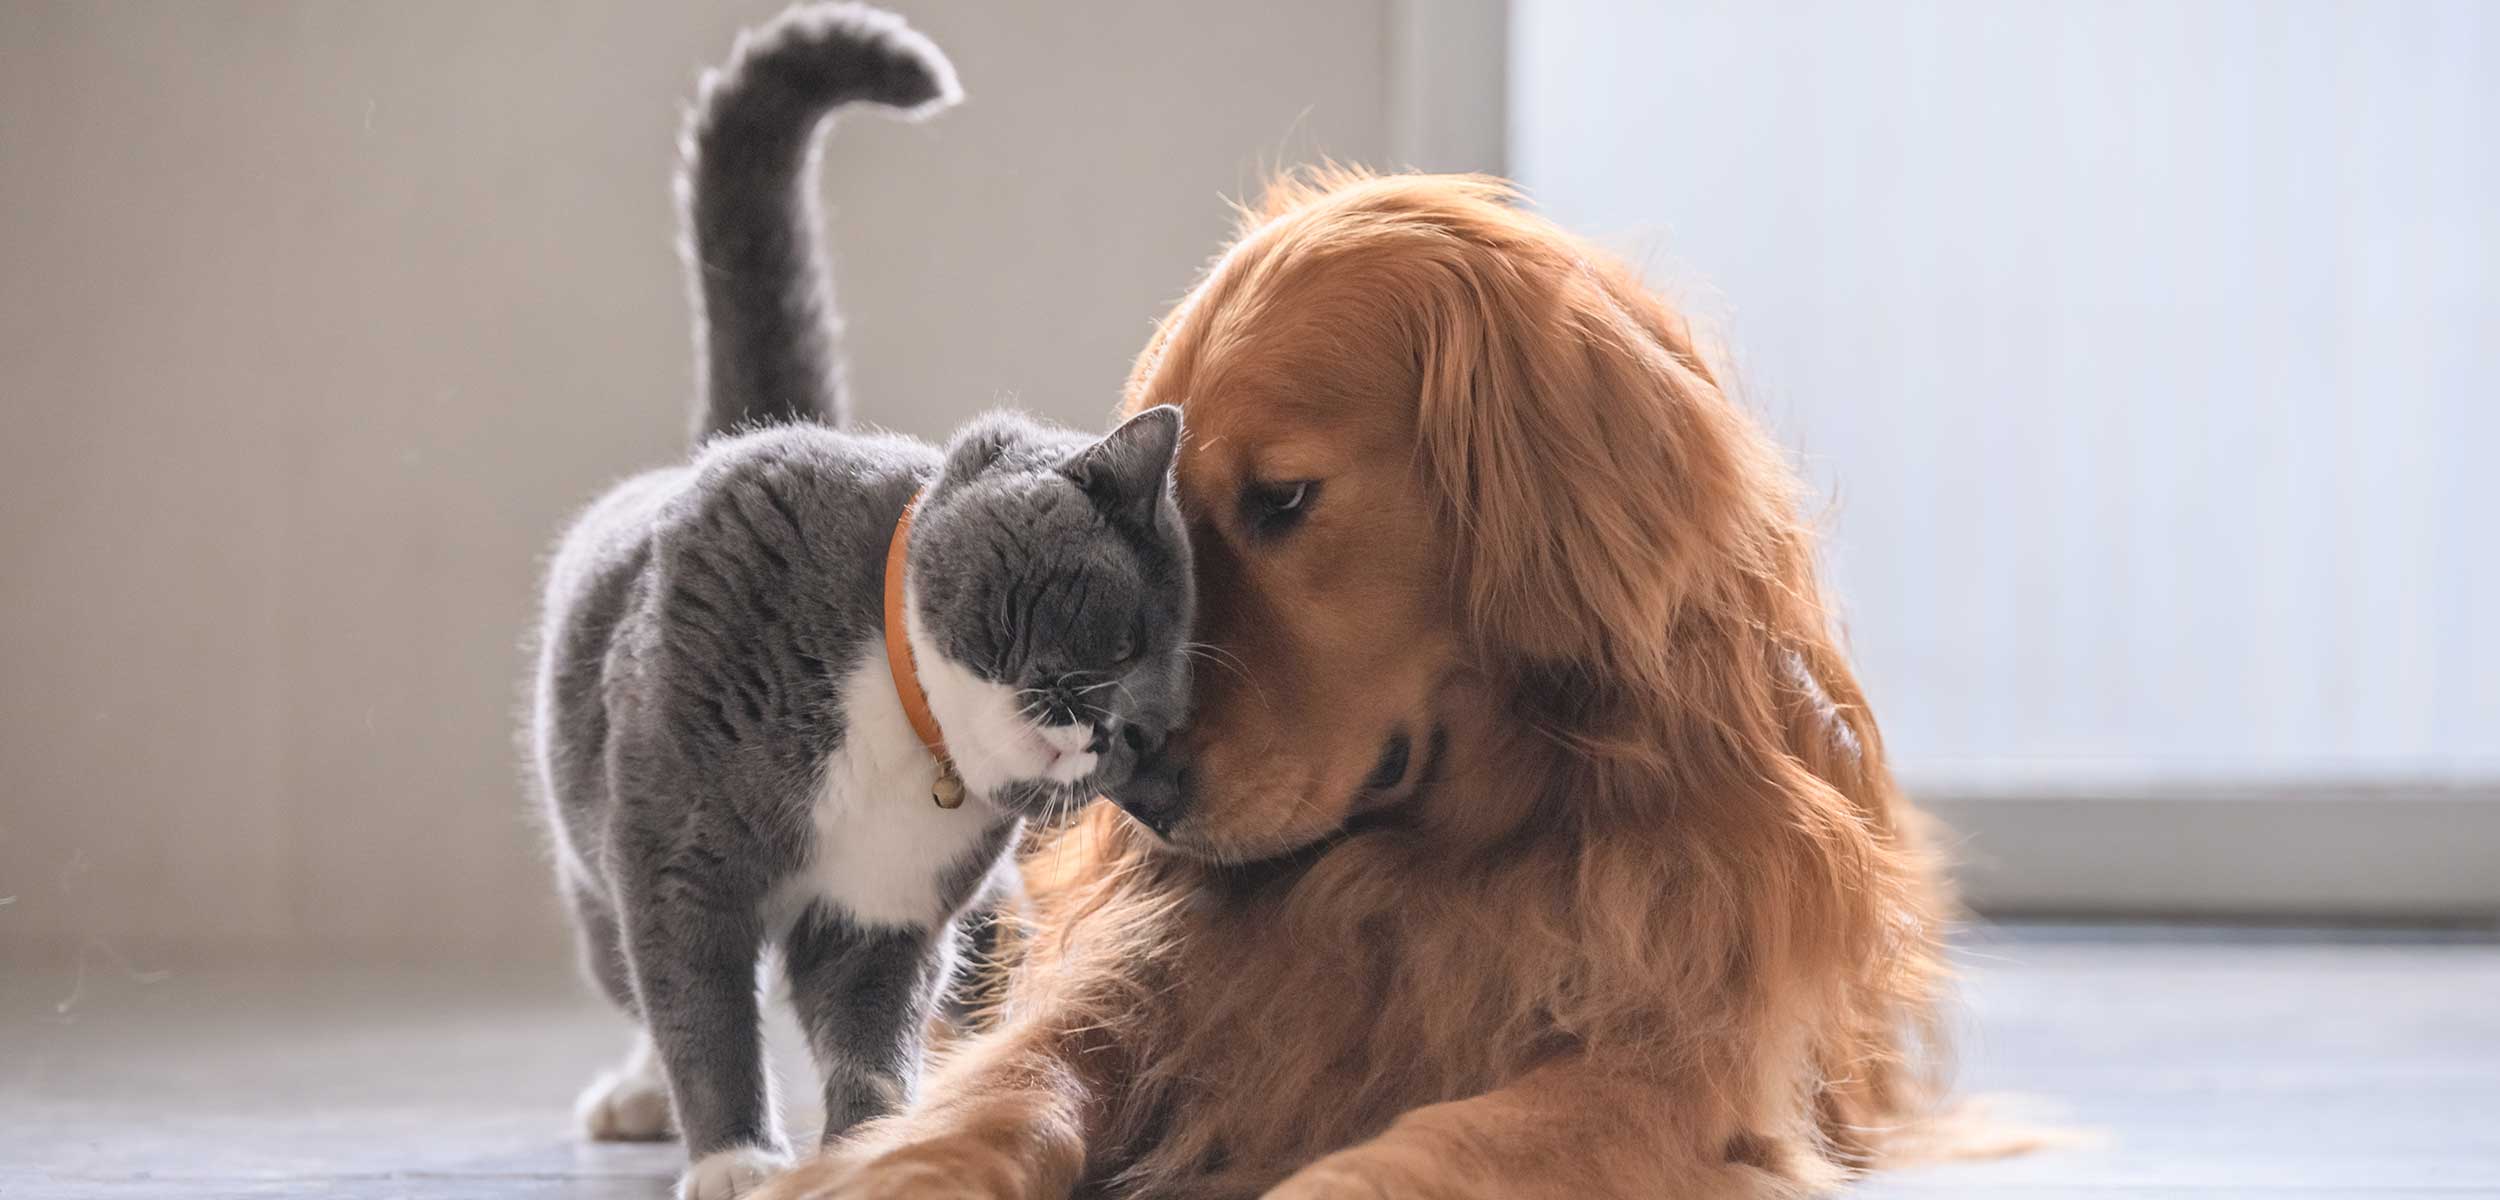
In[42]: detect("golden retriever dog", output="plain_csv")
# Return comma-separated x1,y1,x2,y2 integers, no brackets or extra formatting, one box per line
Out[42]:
761,169,1951,1199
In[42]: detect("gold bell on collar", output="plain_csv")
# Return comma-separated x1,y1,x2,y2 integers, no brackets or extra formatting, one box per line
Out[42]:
931,765,966,810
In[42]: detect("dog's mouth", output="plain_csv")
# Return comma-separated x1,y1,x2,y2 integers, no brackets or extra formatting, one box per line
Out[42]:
1349,723,1445,826
1210,723,1447,879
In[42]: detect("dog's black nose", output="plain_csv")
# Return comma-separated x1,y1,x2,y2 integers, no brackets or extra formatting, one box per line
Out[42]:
1105,727,1190,837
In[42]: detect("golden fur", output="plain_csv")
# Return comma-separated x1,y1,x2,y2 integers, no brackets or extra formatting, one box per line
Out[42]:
761,170,1953,1199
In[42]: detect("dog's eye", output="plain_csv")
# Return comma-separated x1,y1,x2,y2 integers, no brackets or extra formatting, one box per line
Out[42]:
1242,480,1317,537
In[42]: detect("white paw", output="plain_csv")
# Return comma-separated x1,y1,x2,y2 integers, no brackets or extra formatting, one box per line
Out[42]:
575,1032,674,1142
678,1144,792,1200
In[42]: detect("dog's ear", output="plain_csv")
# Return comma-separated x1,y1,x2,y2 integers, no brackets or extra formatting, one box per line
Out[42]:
1413,237,1780,689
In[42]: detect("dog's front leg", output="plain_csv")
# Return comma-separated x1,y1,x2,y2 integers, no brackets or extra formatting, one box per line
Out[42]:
750,1014,1108,1200
1262,1057,1836,1200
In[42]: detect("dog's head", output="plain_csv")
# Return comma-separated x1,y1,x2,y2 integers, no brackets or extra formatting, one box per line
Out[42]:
1105,171,1799,861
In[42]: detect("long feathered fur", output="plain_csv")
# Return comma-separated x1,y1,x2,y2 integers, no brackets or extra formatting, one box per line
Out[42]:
677,2,959,442
762,169,1957,1199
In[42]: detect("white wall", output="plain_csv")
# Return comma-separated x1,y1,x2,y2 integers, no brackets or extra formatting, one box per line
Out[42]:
0,0,1388,967
1514,0,2498,794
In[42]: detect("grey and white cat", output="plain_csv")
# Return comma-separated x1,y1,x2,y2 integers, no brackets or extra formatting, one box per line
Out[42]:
526,7,1192,1199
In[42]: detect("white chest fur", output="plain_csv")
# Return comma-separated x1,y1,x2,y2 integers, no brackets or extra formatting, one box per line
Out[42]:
767,652,1000,932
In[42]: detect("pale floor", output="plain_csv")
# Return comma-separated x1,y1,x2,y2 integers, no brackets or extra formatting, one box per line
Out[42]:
4,928,2495,1199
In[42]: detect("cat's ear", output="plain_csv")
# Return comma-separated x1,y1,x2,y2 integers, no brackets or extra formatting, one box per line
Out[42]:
940,414,1026,488
1060,405,1181,523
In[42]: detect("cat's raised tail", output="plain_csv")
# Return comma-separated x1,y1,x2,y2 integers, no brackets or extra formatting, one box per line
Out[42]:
678,3,961,442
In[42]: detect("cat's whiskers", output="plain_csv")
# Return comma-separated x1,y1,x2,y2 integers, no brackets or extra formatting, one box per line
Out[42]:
1182,640,1251,681
1184,640,1274,714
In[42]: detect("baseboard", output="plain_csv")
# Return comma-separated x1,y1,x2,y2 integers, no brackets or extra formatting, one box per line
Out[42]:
1922,786,2500,924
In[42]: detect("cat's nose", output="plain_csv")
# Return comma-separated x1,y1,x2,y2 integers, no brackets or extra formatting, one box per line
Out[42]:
1105,727,1190,838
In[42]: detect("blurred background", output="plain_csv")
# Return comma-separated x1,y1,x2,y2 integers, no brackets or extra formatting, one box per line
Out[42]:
2,0,2492,980
4,4,2495,1196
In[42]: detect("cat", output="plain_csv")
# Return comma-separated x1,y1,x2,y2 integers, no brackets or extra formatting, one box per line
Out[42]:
525,7,1193,1200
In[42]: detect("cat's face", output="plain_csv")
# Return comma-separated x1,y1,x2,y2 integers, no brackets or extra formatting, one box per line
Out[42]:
904,407,1193,818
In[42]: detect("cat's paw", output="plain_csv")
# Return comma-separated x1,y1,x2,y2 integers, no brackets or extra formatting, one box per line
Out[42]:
679,1144,793,1200
574,1051,673,1142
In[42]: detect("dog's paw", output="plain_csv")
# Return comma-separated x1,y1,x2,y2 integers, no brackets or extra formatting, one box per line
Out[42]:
679,1144,792,1200
574,1035,674,1141
765,1162,973,1200
1263,1162,1397,1200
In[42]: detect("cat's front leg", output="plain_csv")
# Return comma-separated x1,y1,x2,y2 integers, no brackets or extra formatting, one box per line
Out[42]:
623,883,785,1200
781,906,953,1142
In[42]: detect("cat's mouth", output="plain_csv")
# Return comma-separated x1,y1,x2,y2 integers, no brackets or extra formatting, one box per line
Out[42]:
985,775,1099,825
1032,740,1075,776
1020,723,1100,786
